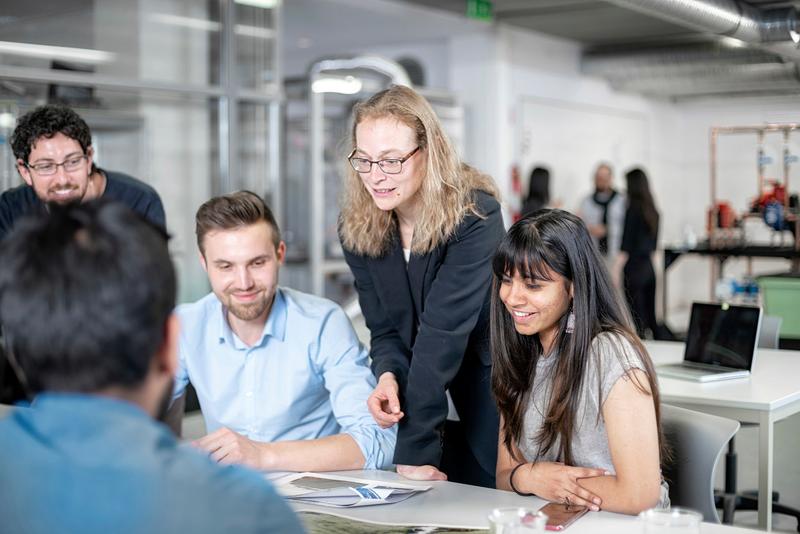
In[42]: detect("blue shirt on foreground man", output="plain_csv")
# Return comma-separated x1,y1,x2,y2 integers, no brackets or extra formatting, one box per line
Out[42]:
0,395,300,534
0,201,303,534
174,191,395,472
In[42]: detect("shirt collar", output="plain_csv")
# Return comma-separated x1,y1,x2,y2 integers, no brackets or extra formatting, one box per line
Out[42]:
215,288,287,349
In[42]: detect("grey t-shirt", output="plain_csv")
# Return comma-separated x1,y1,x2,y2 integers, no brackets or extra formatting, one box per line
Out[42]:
517,332,669,508
518,332,643,471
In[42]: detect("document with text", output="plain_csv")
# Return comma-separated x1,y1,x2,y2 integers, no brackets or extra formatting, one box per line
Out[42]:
273,472,431,508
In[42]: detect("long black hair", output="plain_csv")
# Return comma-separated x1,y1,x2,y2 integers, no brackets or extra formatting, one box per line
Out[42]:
521,166,550,216
490,209,664,465
625,168,659,238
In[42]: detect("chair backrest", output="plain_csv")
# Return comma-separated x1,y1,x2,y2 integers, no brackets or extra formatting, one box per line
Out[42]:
758,315,782,349
661,404,740,523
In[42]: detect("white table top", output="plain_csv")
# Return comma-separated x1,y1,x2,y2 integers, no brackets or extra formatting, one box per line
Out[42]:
291,470,763,533
646,341,800,412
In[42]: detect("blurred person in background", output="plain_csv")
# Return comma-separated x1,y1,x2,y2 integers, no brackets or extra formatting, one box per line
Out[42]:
521,166,551,218
578,163,625,277
619,168,660,339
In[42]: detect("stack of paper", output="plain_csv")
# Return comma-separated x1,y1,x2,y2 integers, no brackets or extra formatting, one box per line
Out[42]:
274,472,431,508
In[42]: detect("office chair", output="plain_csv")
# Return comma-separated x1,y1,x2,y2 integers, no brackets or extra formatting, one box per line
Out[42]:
661,404,740,523
758,315,783,351
716,316,800,531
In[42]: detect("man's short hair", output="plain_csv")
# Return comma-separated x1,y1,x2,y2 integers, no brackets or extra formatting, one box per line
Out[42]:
195,191,281,254
0,201,175,394
10,105,93,164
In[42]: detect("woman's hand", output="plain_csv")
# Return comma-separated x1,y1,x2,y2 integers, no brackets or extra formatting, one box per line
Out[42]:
516,461,607,511
367,372,404,428
397,464,447,481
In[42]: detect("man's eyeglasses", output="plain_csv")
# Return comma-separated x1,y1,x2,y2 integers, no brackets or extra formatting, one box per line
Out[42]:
26,155,88,176
348,146,420,175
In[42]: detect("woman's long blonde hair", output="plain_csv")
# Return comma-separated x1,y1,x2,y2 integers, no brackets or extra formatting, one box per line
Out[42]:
339,85,499,257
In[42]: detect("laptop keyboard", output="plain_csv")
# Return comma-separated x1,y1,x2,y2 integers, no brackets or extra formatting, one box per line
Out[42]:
679,362,736,373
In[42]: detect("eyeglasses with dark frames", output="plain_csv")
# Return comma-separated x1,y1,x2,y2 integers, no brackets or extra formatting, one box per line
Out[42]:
25,154,88,176
348,146,420,175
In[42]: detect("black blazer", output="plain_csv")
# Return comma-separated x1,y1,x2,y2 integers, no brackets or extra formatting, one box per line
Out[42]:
342,191,504,475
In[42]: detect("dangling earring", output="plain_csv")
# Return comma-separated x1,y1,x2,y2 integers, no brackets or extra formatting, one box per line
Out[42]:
566,309,575,334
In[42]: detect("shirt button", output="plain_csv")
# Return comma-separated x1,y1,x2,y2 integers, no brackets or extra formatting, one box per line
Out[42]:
245,391,253,398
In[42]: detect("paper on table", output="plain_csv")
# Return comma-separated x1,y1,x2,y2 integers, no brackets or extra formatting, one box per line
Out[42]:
273,471,431,508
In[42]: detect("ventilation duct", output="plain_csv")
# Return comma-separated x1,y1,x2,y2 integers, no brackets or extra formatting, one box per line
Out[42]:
585,1,800,98
604,0,799,45
583,43,783,79
608,62,800,98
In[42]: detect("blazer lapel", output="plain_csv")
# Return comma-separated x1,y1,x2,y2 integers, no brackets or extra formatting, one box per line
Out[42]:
368,237,417,350
406,250,431,320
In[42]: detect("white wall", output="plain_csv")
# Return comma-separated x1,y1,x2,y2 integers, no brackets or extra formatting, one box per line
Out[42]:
447,24,800,330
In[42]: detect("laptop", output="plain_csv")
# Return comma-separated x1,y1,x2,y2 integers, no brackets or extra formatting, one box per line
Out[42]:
658,302,762,382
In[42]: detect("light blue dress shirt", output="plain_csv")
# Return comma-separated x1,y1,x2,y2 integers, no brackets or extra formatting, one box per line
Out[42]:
174,287,395,470
0,394,304,534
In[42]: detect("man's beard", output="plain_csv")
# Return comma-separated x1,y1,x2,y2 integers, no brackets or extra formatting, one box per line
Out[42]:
225,292,271,321
46,183,84,204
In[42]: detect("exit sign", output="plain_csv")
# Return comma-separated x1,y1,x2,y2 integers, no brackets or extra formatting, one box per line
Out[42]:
467,0,493,21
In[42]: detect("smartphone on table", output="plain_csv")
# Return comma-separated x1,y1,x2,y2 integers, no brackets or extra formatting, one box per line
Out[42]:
538,502,589,531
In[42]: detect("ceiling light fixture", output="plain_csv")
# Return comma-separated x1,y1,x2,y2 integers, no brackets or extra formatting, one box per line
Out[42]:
235,0,280,9
311,75,363,95
0,40,115,65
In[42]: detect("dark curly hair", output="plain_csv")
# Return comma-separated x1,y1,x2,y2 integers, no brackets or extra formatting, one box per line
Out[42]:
10,104,93,164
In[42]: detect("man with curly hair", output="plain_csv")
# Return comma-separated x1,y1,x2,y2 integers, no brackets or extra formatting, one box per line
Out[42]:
1,104,166,404
0,104,165,241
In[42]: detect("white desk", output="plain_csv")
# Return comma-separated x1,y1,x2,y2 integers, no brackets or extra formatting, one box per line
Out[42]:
647,341,800,531
292,469,763,533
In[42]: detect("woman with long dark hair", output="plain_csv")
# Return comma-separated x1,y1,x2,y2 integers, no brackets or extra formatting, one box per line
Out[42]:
491,210,669,514
620,168,660,338
521,166,550,218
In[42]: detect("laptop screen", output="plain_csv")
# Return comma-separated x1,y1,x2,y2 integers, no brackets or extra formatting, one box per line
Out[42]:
684,302,762,370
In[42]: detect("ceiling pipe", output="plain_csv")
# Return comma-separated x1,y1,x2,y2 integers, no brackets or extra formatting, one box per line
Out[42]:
604,0,798,44
583,43,783,79
608,62,800,90
586,1,800,97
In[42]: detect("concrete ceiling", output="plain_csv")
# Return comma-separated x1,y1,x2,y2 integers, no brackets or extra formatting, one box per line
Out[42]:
401,0,800,99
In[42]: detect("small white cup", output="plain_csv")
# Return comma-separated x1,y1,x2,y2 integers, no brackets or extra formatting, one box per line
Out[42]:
639,507,702,534
488,507,548,533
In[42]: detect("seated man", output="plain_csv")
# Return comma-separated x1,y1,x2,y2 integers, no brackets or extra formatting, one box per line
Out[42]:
1,104,167,404
0,202,303,534
177,191,395,471
1,104,165,241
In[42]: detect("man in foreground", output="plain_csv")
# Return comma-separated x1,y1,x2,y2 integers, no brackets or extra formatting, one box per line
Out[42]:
0,201,303,534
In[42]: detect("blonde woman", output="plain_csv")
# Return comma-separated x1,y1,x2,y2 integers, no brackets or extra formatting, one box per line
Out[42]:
340,85,504,487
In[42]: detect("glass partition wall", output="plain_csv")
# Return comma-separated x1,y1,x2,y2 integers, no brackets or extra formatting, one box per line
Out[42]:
0,0,281,303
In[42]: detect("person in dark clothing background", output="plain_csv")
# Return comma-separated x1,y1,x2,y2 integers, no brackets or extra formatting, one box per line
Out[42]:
521,166,550,218
0,104,165,242
1,104,166,404
619,168,660,339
